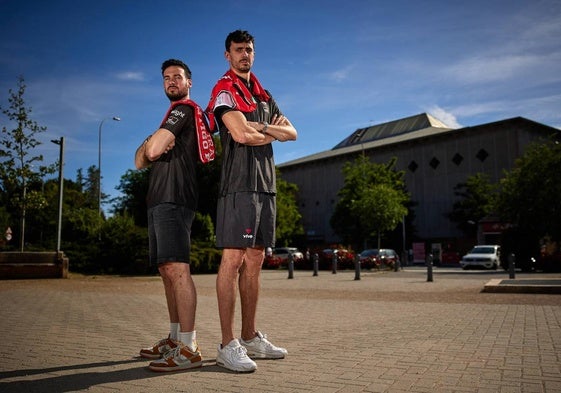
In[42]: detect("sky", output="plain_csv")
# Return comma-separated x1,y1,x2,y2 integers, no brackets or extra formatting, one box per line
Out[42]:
1,0,560,212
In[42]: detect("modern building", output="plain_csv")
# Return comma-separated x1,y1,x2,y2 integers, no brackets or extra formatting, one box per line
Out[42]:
278,113,560,255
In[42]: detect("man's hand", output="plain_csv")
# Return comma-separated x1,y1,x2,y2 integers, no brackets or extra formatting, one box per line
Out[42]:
164,140,175,153
271,114,289,126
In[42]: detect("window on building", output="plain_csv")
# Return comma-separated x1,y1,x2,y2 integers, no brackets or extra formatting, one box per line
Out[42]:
476,149,489,162
408,161,418,172
430,157,440,169
452,153,463,166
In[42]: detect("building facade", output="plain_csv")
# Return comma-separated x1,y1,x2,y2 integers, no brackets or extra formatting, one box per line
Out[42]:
278,113,559,252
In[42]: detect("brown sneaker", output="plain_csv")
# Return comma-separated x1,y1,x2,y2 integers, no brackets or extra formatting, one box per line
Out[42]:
148,343,203,372
139,336,178,359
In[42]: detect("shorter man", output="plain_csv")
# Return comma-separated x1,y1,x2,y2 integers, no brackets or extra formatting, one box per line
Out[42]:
136,58,214,372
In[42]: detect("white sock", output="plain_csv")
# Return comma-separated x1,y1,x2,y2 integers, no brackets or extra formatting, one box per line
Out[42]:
178,331,197,352
170,323,180,341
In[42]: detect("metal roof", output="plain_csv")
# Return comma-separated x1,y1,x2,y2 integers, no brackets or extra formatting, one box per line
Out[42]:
332,112,453,150
280,112,455,167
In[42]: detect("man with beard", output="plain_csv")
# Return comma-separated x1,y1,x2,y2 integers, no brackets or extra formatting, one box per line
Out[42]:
135,58,214,372
206,30,298,372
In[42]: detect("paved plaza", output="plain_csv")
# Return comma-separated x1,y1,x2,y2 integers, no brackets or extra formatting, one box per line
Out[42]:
0,267,560,392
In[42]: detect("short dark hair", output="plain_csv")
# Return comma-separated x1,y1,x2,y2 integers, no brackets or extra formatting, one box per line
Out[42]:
161,59,192,78
225,30,254,51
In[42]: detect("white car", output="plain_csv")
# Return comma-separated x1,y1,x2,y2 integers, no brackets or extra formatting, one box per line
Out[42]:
460,245,501,270
273,247,304,262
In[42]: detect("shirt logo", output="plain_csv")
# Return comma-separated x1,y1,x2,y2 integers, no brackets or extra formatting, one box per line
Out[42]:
166,117,179,125
242,228,254,239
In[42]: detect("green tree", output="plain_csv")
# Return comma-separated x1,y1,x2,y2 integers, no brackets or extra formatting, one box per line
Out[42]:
351,183,408,248
331,154,409,250
112,168,150,226
495,139,561,265
276,169,304,246
447,173,497,238
0,76,55,250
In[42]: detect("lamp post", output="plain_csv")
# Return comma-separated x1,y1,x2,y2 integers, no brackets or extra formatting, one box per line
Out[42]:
98,116,121,218
51,137,65,252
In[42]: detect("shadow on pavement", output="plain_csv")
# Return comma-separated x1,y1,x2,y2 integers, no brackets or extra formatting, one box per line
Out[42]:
0,358,222,393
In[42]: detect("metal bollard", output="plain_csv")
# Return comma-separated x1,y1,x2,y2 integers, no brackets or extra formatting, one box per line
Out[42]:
426,253,433,282
354,254,361,280
313,253,319,276
332,252,337,274
288,253,294,279
508,253,516,279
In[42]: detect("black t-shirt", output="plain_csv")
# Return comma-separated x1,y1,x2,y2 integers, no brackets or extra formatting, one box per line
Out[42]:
214,78,281,196
146,104,198,209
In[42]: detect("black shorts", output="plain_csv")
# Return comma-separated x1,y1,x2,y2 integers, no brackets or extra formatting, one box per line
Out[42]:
216,192,276,249
147,203,195,264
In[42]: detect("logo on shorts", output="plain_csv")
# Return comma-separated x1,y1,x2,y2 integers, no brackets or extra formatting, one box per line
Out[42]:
242,228,254,239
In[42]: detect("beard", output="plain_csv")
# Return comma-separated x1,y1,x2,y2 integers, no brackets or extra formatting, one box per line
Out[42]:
234,60,252,73
165,87,188,101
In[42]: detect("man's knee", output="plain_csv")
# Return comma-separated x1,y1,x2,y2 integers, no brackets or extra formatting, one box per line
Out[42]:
159,262,190,279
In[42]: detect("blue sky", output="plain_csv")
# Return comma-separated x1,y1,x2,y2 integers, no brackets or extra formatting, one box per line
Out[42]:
1,0,560,211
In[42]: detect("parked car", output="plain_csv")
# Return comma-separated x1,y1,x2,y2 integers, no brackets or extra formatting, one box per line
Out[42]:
264,247,304,269
440,250,461,265
273,247,304,262
535,249,561,272
320,248,355,269
358,249,399,270
460,245,500,270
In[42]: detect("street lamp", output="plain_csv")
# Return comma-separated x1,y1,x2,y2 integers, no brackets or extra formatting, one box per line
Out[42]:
51,137,65,252
98,116,121,218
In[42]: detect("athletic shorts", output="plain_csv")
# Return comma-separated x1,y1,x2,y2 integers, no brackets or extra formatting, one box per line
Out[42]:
216,192,276,249
147,203,195,265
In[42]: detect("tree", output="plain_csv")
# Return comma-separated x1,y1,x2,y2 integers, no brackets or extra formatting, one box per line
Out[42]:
447,173,497,238
0,76,55,250
113,168,150,226
331,154,409,250
495,139,561,264
276,169,304,246
351,183,408,248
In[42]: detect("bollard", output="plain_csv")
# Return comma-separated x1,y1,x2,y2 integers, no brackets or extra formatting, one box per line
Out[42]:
508,253,516,279
426,253,433,282
313,253,319,276
354,254,361,280
332,252,337,274
288,253,294,279
394,255,401,272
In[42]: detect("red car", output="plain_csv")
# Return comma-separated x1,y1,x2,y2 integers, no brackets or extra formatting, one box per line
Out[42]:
358,249,399,270
263,247,304,269
321,248,355,270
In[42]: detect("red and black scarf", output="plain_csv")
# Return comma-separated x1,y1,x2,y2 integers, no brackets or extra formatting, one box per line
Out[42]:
160,99,215,164
205,69,270,132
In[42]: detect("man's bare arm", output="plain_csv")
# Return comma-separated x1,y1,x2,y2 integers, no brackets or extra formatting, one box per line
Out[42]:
134,128,175,169
223,112,297,146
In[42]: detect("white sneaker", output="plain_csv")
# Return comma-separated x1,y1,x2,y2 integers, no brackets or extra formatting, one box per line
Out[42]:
216,339,257,372
240,331,287,359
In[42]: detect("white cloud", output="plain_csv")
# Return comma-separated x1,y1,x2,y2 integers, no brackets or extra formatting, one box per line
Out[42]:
442,54,542,85
326,66,354,82
427,106,462,128
116,71,145,81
